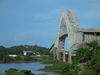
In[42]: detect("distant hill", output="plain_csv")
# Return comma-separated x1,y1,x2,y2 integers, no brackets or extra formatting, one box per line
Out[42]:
0,46,6,50
8,45,49,51
0,45,50,55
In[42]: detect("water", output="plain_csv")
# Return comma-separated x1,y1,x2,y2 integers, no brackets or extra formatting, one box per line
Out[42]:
0,62,59,74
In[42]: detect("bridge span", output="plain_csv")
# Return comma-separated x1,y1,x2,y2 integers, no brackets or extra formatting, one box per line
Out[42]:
49,10,100,64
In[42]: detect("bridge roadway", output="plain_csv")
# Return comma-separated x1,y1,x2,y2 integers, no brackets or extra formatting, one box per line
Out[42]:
49,29,100,63
49,29,100,52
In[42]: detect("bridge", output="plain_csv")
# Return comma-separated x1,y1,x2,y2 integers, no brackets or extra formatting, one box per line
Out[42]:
49,10,100,64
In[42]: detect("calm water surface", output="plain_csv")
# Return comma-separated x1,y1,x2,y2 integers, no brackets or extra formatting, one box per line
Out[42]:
0,62,59,74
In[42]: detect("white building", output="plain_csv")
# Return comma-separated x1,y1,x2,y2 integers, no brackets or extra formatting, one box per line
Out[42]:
23,51,35,56
8,55,17,57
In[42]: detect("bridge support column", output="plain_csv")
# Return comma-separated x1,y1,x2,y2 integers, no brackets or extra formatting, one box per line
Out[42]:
68,50,72,64
59,52,61,59
56,50,66,62
56,50,60,60
68,50,77,64
63,50,66,62
53,48,56,60
79,63,84,70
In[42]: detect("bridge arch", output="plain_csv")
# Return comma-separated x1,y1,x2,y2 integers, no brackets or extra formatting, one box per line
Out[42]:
49,10,100,63
55,10,83,49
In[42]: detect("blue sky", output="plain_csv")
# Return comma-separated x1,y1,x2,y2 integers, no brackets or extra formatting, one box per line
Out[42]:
0,0,100,49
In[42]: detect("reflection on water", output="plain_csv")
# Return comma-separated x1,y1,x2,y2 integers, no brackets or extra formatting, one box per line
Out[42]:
0,62,60,74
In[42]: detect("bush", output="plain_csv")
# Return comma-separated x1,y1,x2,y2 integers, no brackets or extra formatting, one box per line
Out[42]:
5,68,19,75
5,68,35,75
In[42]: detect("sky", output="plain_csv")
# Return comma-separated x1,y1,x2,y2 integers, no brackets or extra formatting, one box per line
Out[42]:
0,0,100,50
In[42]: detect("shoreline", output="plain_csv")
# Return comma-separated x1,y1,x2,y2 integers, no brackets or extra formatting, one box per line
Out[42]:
0,61,67,64
35,68,62,71
0,61,41,63
41,62,67,64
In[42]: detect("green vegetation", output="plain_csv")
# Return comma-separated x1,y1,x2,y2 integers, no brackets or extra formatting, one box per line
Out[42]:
14,70,35,75
45,63,67,69
0,45,50,55
60,40,100,75
4,68,58,75
5,68,35,75
0,45,60,63
5,68,19,75
35,73,53,75
42,60,59,63
0,45,52,63
14,56,22,61
0,52,57,63
0,46,6,50
44,40,100,75
41,54,59,63
24,54,33,61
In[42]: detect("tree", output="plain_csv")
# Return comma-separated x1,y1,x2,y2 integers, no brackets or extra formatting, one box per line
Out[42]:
61,40,100,75
60,63,72,75
18,70,35,75
80,40,100,75
14,56,22,61
14,72,24,75
5,68,19,75
48,54,53,60
5,68,35,75
42,56,47,60
3,55,11,62
24,54,33,61
0,50,7,61
81,50,100,75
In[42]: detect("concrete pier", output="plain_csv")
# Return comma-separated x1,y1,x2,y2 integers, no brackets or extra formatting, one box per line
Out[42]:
53,48,56,60
56,50,66,62
68,50,76,64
